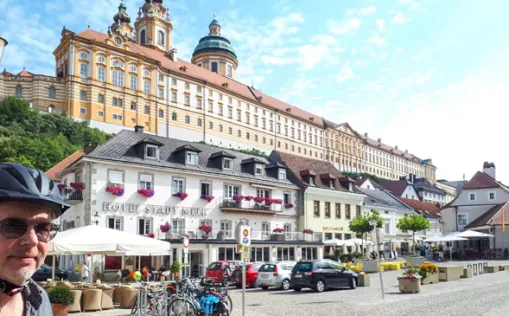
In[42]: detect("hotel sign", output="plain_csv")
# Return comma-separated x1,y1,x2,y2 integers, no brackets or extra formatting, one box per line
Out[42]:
322,226,344,231
102,202,208,217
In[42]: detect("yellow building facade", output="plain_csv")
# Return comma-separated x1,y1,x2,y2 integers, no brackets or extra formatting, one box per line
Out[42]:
0,0,436,183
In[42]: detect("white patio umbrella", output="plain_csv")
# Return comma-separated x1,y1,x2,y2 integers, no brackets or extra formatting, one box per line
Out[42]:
423,236,442,243
344,238,373,246
49,225,171,283
437,235,467,261
324,239,346,246
457,230,494,238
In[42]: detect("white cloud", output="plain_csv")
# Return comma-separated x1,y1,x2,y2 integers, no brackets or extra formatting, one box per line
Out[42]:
399,68,437,85
412,55,424,60
337,62,354,83
376,19,386,32
328,18,362,35
359,6,377,16
354,60,369,67
389,10,410,24
366,33,388,47
396,47,404,53
361,81,383,91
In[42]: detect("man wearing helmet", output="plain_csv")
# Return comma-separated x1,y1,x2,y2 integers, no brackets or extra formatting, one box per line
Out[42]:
0,163,70,315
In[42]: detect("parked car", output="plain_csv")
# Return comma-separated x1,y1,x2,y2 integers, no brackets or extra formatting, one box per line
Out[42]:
205,260,241,285
230,263,263,288
290,260,358,292
32,264,68,281
257,261,296,290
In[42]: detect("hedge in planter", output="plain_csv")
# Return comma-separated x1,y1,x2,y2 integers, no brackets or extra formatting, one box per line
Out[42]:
48,285,75,316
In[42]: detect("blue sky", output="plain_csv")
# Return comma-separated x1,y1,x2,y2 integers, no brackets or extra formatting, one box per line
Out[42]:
2,0,509,183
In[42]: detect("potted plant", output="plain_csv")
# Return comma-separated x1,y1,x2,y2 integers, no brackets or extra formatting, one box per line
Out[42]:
419,262,439,285
48,285,75,316
199,224,212,239
138,189,155,198
201,194,215,202
284,203,294,209
398,267,422,293
160,222,171,233
253,196,265,203
105,185,124,196
174,192,188,200
171,259,181,280
232,194,244,201
271,227,286,241
70,182,85,190
265,198,274,206
217,231,225,241
244,195,254,201
146,233,155,238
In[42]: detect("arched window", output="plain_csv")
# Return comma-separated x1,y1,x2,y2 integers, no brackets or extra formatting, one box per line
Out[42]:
15,85,22,97
140,30,146,44
158,31,164,45
97,65,105,82
48,105,55,113
49,86,56,98
80,63,88,79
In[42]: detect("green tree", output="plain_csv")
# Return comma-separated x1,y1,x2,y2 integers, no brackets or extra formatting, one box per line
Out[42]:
349,210,383,251
396,214,431,253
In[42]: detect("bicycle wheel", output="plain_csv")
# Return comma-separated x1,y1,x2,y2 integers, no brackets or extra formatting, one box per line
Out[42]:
226,295,233,313
167,298,198,316
131,297,138,315
213,301,230,316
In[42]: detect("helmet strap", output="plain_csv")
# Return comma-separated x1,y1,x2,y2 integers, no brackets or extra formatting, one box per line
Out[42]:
0,279,28,296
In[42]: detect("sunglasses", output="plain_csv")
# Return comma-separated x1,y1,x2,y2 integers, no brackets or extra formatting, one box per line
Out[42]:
0,218,58,242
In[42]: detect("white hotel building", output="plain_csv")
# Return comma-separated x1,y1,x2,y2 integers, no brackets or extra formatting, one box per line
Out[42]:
56,126,324,277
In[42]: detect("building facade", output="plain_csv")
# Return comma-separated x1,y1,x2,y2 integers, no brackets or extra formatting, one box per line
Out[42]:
56,127,324,277
0,0,436,183
271,151,366,243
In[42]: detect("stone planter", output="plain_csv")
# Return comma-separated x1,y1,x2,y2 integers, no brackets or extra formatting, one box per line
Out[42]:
51,303,71,316
461,267,472,279
270,234,286,242
421,272,439,285
410,256,425,267
487,266,499,273
438,266,463,281
362,260,380,273
398,277,421,294
358,273,370,287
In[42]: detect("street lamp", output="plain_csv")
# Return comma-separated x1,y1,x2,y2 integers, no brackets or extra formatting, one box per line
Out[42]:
0,37,8,65
94,211,100,225
370,220,385,299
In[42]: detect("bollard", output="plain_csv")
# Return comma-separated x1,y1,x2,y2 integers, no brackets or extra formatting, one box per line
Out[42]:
472,264,478,276
483,262,488,273
478,263,483,275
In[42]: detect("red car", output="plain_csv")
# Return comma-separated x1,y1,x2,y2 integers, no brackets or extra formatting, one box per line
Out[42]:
231,263,262,288
205,261,241,285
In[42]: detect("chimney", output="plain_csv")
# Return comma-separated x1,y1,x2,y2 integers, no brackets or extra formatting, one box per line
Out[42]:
395,145,398,150
134,125,144,133
405,149,408,153
84,145,96,155
364,132,368,137
483,162,496,179
377,138,382,143
168,48,178,62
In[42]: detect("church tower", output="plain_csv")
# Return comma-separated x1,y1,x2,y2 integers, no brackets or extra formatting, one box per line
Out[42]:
191,14,238,79
134,0,173,52
109,0,133,38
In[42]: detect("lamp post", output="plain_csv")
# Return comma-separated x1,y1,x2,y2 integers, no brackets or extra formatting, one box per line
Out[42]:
0,37,8,65
370,220,385,299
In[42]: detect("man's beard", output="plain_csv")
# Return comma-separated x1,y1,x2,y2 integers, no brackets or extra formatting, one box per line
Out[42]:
0,253,43,285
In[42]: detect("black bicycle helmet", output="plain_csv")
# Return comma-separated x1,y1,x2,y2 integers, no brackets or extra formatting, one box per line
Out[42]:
0,163,70,217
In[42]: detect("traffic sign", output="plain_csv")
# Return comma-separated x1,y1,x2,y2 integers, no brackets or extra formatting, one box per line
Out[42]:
183,237,190,248
241,245,250,260
235,224,251,246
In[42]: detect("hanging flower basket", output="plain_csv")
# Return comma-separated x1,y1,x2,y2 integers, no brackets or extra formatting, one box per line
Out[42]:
199,224,212,234
232,194,244,201
160,222,171,233
146,233,155,238
106,186,124,197
70,182,85,190
254,196,265,203
138,189,155,198
272,199,283,204
57,184,67,192
201,194,215,202
284,203,294,209
303,229,314,234
244,195,254,201
265,198,274,206
273,227,286,233
174,192,188,200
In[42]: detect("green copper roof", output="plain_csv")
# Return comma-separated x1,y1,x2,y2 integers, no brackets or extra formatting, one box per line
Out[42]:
192,35,237,60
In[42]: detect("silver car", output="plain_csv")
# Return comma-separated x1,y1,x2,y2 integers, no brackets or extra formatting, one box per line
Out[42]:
256,261,296,290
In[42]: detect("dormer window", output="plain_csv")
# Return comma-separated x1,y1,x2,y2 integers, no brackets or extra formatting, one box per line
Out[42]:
186,152,198,165
145,145,158,159
330,179,335,188
255,164,264,176
279,170,286,181
309,177,314,185
223,158,232,170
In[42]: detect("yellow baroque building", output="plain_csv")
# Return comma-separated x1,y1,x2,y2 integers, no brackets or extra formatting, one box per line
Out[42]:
0,0,436,183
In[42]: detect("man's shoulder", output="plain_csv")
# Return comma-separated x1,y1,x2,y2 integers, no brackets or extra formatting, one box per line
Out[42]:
24,279,52,315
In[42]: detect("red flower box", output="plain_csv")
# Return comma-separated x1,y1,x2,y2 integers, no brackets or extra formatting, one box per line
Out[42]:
199,224,212,234
70,182,85,190
303,229,314,234
201,194,215,202
232,194,244,201
174,192,188,200
273,227,286,233
245,195,254,201
106,186,124,197
146,233,155,238
160,222,171,233
138,189,155,198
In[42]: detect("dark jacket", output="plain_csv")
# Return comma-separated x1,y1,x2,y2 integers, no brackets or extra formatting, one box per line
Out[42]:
22,279,52,316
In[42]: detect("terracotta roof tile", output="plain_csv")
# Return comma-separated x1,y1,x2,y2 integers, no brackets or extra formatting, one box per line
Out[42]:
399,197,441,219
75,29,323,127
17,68,33,77
45,151,84,181
275,151,350,191
378,179,409,197
463,171,505,190
465,204,505,229
361,135,418,161
490,202,509,226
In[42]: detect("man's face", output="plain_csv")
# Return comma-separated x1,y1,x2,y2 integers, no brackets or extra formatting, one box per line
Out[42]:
0,201,53,285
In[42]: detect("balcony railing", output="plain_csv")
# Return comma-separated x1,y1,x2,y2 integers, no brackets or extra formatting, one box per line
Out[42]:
156,229,323,243
218,197,284,213
62,188,83,204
